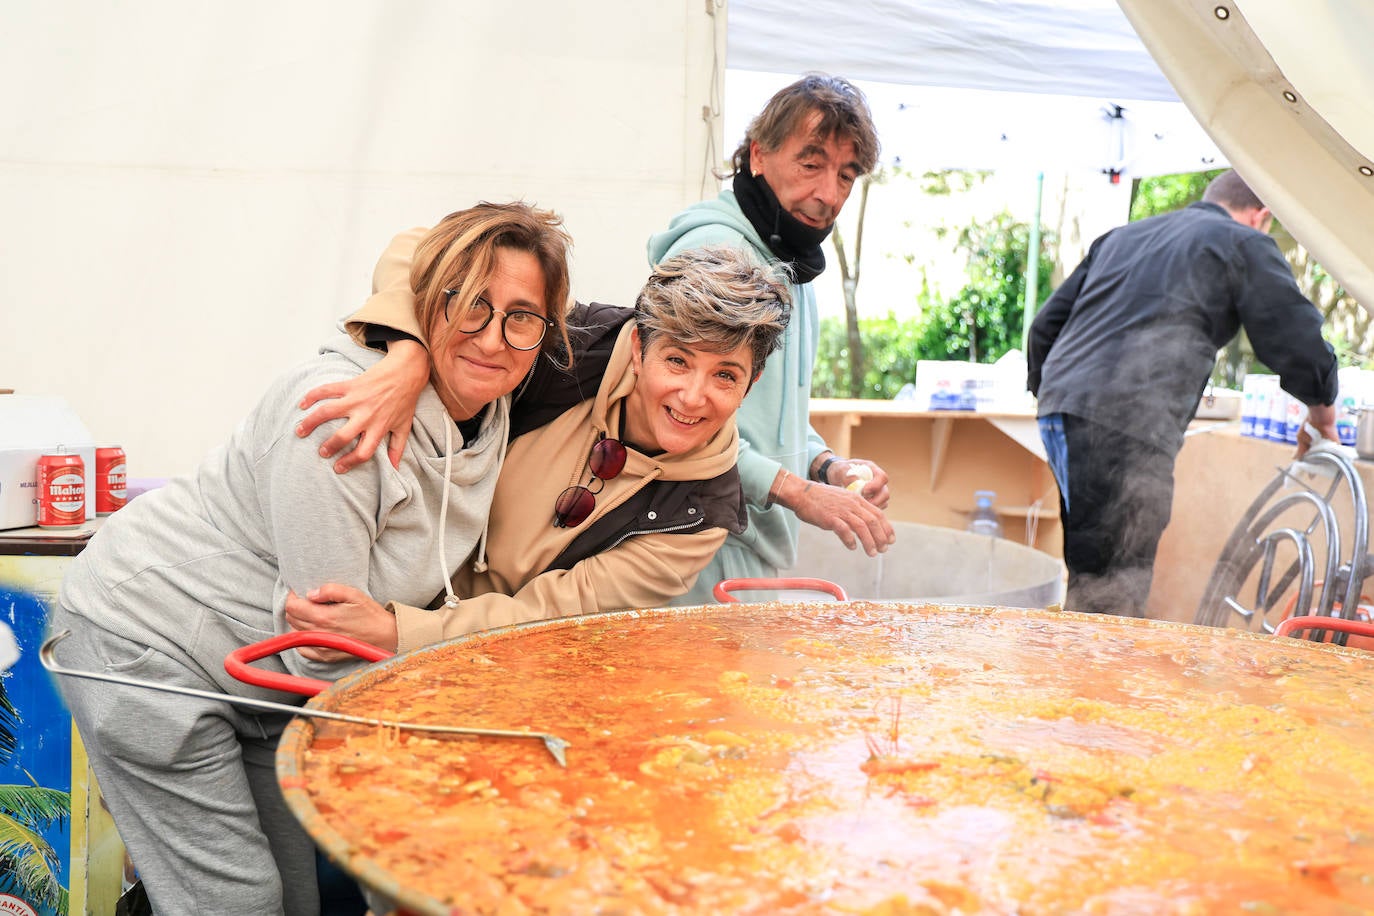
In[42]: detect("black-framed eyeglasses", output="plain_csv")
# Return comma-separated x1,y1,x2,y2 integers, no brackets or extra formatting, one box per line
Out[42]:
443,290,552,351
553,435,627,528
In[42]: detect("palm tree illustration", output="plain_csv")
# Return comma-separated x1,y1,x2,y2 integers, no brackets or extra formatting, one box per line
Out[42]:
0,679,70,913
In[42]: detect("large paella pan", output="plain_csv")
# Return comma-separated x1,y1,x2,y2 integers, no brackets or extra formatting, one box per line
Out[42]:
278,601,1374,914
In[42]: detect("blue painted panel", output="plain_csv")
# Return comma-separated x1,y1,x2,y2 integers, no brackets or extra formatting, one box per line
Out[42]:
1,558,75,916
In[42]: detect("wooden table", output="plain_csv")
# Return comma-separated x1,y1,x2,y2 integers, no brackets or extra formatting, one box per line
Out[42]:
808,399,1062,555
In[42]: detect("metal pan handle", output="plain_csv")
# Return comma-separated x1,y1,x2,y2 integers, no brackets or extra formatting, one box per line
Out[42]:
41,630,570,766
1275,614,1374,643
713,577,849,603
225,631,393,697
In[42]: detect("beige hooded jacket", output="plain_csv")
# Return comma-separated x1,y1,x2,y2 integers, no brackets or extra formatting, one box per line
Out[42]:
346,230,742,651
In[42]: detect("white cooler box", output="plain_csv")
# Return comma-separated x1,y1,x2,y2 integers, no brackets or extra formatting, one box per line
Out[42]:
0,394,97,530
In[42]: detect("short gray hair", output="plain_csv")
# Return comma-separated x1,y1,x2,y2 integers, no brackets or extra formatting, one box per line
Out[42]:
635,246,791,379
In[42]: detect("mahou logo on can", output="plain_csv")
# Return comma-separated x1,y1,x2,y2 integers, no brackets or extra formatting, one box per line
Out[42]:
96,446,127,515
36,449,85,528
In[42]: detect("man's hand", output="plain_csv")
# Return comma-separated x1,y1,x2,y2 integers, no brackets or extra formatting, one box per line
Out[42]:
284,583,399,661
818,456,891,509
296,340,430,473
773,470,895,556
1296,403,1340,459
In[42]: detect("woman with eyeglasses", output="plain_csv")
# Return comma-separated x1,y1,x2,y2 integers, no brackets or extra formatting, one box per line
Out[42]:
46,202,572,916
283,241,791,652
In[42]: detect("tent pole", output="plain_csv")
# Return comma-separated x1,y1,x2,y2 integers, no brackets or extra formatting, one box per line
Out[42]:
1021,171,1045,352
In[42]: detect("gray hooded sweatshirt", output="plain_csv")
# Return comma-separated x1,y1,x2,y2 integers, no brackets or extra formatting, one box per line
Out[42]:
57,336,506,690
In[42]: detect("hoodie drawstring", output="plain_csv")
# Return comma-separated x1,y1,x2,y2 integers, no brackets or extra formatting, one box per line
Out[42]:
770,205,796,448
437,420,460,609
469,427,506,576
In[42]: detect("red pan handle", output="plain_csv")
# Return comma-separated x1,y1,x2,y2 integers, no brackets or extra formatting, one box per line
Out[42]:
1275,615,1374,643
713,577,849,603
225,631,394,697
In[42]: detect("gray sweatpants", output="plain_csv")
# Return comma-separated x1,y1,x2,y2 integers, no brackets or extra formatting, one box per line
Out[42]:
49,603,320,916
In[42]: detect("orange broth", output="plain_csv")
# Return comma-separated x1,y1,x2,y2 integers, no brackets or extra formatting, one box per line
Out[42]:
286,603,1374,915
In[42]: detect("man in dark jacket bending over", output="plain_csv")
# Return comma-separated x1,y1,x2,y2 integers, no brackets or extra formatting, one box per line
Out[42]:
1027,169,1339,617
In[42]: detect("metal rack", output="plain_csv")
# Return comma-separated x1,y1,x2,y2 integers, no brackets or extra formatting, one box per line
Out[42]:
1194,448,1370,637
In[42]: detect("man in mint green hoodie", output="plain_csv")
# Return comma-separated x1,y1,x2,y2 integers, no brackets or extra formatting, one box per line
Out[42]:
648,73,896,606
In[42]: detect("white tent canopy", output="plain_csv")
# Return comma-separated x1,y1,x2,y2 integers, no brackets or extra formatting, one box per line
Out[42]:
728,0,1181,103
0,1,724,478
1120,0,1374,309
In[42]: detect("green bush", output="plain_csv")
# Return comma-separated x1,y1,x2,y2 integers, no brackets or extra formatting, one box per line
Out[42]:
814,313,923,399
915,212,1054,364
814,211,1054,398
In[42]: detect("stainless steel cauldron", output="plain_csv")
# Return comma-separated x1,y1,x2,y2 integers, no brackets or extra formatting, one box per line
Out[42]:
1357,405,1374,459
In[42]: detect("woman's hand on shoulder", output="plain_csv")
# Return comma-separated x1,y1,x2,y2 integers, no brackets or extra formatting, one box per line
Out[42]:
296,340,429,474
284,583,399,660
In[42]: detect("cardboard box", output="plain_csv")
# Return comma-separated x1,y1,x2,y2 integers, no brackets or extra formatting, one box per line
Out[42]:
0,395,96,530
912,359,1035,414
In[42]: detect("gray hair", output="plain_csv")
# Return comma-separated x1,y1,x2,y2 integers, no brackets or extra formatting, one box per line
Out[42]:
634,245,792,379
729,73,880,178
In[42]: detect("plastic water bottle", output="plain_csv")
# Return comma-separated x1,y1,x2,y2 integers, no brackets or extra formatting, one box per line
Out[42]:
1239,375,1258,437
957,379,979,411
967,490,1002,538
1338,396,1359,447
1268,388,1290,443
929,389,962,410
1250,377,1269,439
1283,397,1305,445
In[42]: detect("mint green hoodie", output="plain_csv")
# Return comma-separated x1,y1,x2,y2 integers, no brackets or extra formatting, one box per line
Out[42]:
647,190,828,602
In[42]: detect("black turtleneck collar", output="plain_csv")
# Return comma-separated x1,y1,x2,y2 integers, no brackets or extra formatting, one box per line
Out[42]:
732,168,831,284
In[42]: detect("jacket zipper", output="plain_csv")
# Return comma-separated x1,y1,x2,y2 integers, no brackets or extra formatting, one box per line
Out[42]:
605,516,705,551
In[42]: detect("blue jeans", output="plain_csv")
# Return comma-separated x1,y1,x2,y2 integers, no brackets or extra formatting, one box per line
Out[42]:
1038,414,1071,516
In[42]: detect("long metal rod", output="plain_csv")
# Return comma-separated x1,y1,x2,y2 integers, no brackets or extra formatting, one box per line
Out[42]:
40,630,568,767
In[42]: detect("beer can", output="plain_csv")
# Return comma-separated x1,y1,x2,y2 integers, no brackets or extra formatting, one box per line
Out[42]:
36,449,86,529
96,446,127,515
